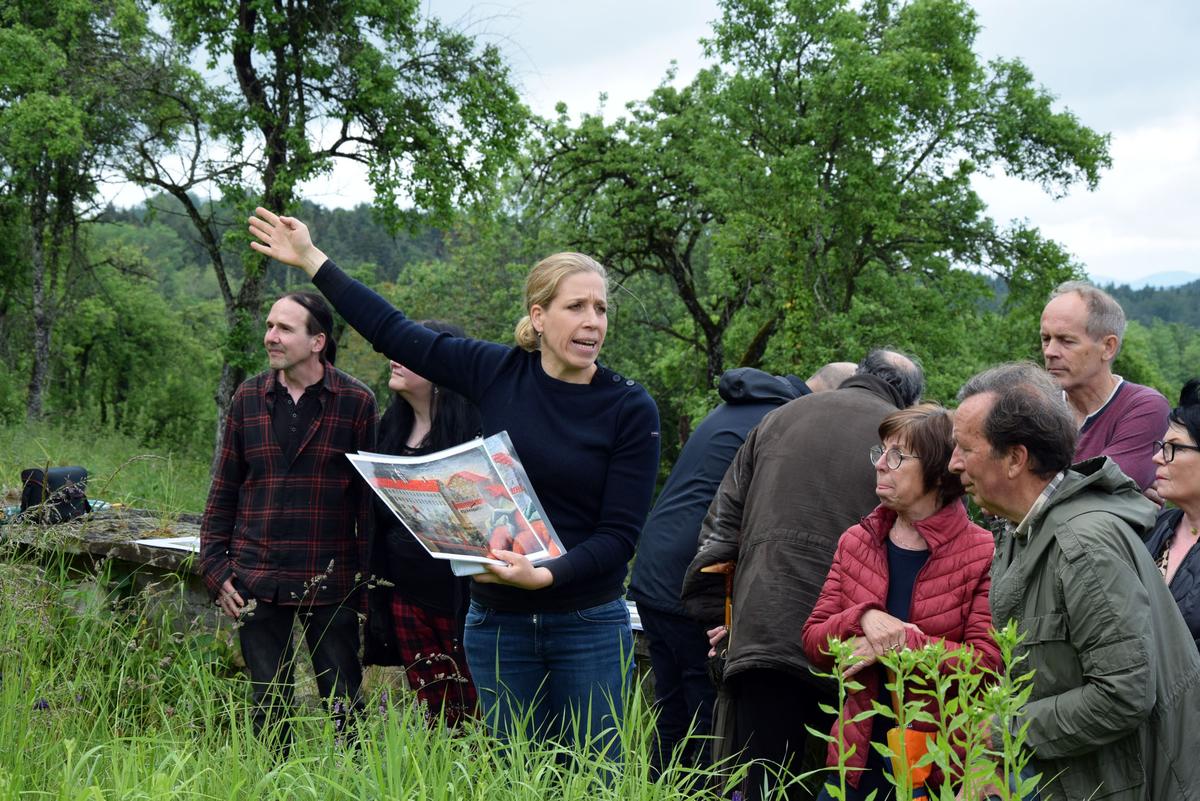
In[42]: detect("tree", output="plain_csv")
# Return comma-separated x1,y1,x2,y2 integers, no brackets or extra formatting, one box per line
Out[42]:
528,0,1109,406
0,0,167,420
54,254,222,454
128,0,528,468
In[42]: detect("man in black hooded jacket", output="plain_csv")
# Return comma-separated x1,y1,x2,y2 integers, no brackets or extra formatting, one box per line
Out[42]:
628,361,854,771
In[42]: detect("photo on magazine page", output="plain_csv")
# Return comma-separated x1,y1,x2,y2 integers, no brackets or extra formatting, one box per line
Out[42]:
483,431,566,559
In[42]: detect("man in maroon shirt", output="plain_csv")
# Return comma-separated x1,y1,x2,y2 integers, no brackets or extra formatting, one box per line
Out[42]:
199,291,376,750
1040,280,1168,491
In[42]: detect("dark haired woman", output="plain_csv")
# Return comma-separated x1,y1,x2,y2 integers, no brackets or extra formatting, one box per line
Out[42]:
364,321,482,727
247,208,659,756
802,404,999,799
1146,377,1200,653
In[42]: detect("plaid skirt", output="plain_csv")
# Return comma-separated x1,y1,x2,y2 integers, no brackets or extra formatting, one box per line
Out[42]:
389,595,478,728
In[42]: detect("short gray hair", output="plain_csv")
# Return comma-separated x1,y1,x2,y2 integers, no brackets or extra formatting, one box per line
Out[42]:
1050,281,1126,348
857,349,925,407
957,362,1076,479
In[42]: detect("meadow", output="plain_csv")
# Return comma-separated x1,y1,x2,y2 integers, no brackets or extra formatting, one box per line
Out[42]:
1,423,725,799
1,422,212,516
0,548,728,800
0,423,1035,800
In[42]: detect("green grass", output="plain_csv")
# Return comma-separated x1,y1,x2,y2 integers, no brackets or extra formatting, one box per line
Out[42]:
0,552,727,800
0,421,212,515
0,546,1040,800
0,422,1039,799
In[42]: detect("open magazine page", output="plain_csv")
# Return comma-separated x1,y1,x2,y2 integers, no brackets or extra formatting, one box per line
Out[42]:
347,436,561,574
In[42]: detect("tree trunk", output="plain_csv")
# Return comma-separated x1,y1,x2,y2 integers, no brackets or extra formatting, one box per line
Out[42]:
26,312,50,421
208,214,275,477
209,360,244,476
26,194,49,421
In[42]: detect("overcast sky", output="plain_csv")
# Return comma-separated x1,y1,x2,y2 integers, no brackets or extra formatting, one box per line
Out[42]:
119,1,1200,287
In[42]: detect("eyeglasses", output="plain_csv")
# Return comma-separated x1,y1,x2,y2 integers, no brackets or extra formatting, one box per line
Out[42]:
1153,440,1200,463
869,445,921,470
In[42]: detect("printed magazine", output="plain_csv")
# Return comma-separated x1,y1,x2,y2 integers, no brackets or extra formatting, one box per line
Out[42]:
347,432,565,575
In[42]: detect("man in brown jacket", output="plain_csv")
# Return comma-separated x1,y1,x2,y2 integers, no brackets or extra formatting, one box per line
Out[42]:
683,349,923,801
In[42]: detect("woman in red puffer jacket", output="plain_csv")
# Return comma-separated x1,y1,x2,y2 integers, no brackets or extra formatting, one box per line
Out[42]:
802,403,998,800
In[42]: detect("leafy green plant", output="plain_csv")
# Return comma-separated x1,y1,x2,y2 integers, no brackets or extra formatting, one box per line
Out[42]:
808,626,1038,801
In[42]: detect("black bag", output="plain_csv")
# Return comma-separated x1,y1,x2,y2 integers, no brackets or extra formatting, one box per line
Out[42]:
19,466,92,523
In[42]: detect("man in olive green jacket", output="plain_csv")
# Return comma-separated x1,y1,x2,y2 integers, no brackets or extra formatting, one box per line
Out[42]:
951,362,1200,801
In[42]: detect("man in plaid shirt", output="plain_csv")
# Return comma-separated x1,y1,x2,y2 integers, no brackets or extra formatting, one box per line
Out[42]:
199,291,376,749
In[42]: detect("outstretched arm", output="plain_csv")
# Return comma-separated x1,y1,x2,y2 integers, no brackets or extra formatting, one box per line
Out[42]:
248,207,328,277
249,207,507,400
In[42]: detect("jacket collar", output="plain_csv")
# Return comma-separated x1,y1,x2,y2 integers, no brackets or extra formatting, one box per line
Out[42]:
261,364,339,399
1001,457,1157,565
838,373,904,408
859,499,971,554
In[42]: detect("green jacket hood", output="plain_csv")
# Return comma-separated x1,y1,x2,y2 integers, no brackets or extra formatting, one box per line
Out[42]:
1027,456,1157,539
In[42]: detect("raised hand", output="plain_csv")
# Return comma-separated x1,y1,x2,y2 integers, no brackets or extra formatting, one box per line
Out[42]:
248,206,328,277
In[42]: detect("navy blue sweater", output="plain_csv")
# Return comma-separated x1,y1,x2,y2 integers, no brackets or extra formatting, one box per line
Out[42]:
314,260,661,613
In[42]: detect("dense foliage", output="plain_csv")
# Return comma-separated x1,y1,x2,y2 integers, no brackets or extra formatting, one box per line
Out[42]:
2,0,1197,480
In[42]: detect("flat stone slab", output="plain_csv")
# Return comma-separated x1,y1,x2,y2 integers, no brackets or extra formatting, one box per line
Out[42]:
2,507,203,573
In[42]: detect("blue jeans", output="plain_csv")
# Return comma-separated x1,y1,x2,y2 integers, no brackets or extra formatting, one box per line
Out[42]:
462,598,633,757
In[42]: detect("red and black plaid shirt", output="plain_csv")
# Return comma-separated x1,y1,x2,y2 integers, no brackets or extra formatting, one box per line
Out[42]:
199,366,376,606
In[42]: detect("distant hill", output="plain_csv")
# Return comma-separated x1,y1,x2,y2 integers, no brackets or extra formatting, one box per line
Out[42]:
985,271,1200,329
1092,271,1200,290
1107,279,1200,328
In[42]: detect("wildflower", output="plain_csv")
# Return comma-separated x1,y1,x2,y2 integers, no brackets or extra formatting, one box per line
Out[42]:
33,698,50,711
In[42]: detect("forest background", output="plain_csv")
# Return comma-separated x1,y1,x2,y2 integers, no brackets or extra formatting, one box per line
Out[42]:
3,0,1199,510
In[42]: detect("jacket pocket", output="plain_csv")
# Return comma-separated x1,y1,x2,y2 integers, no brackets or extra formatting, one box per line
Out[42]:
1024,612,1067,642
1052,733,1145,799
1021,612,1082,694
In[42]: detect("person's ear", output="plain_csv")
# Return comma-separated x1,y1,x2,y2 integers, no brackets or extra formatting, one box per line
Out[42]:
529,304,545,335
1099,333,1119,363
1006,444,1030,478
311,331,326,355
